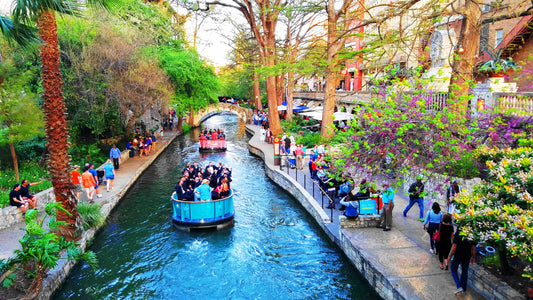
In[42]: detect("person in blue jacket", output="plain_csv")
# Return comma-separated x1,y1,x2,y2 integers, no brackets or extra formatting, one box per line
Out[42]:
339,194,359,219
195,179,212,201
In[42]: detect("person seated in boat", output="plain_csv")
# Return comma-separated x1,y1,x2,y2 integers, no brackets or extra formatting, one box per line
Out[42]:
217,179,231,198
174,177,193,201
199,134,207,141
195,179,212,201
219,131,226,140
211,130,218,140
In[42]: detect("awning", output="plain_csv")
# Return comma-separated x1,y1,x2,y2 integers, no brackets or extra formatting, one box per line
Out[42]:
298,109,353,121
278,104,309,112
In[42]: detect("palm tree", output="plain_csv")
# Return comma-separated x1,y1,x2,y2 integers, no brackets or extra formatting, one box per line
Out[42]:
1,0,112,240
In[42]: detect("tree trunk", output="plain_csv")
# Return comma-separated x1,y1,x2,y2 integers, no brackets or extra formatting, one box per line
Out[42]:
177,116,183,132
448,0,482,114
498,247,513,275
252,71,261,110
321,0,343,138
286,71,294,120
25,264,46,299
9,142,19,181
188,106,194,126
37,10,81,240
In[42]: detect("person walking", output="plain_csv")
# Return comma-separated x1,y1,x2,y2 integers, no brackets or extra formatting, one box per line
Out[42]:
437,213,454,270
295,144,304,170
446,180,460,215
378,182,395,231
403,178,425,221
89,163,102,198
109,144,122,170
447,229,476,295
423,202,443,254
103,160,115,192
81,166,96,203
70,165,82,200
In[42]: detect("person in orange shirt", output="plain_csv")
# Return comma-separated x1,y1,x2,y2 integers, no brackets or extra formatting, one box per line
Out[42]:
81,166,96,203
71,165,82,200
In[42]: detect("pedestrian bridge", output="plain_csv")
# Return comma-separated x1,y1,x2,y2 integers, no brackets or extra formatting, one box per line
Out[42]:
190,103,253,127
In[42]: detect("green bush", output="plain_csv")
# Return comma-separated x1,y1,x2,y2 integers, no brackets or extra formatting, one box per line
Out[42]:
0,190,9,208
445,152,480,179
296,131,323,148
77,202,105,230
182,124,191,133
0,162,53,208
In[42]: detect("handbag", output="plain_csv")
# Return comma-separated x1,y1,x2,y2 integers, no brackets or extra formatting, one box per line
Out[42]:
432,223,441,242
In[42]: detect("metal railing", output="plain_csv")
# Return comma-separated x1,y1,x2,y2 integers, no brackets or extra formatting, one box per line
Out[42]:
278,154,335,222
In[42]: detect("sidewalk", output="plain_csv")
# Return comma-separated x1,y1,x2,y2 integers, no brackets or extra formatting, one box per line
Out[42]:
245,124,485,300
0,131,179,261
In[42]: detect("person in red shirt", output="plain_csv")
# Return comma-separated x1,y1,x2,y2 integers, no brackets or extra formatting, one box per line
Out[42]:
81,166,96,203
211,130,218,140
71,165,82,200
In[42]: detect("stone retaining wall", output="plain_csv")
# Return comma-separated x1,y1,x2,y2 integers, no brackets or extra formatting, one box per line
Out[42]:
340,215,380,228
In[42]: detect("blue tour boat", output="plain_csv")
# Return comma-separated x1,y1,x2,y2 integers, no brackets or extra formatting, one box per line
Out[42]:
170,191,235,231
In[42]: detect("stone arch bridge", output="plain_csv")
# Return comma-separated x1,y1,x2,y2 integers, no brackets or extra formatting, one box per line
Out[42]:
189,103,253,127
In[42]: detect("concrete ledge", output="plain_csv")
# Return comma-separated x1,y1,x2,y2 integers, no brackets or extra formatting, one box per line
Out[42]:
469,264,523,300
340,215,380,228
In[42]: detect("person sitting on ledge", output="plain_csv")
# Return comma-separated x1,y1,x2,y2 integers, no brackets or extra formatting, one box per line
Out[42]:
10,184,29,213
20,179,41,209
339,194,359,219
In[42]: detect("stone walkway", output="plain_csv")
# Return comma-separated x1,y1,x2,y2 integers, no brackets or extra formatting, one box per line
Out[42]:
0,131,179,261
245,124,485,300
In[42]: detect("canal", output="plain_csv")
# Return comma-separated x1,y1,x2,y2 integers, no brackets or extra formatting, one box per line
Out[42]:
53,114,379,299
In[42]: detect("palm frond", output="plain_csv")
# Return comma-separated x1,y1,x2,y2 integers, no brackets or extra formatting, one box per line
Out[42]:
0,16,40,47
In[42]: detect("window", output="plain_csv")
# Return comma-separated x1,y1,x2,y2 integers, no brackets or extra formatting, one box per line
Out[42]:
496,29,504,46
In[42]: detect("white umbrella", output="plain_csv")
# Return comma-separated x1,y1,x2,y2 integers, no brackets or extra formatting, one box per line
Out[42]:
333,112,354,121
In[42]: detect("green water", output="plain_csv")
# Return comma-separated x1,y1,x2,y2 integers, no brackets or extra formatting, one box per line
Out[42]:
52,114,379,299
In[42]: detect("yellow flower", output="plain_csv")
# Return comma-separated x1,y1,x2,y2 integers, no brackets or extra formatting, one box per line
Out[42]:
486,161,496,169
499,176,507,184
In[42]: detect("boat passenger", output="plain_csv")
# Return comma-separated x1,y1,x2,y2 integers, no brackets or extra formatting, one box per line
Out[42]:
196,179,212,201
218,179,231,198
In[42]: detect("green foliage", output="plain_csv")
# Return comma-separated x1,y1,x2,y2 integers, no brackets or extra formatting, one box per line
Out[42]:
0,203,98,291
444,152,480,179
296,132,323,148
0,161,52,208
182,124,191,133
478,48,519,74
77,202,105,230
483,253,501,269
69,142,106,167
158,44,220,115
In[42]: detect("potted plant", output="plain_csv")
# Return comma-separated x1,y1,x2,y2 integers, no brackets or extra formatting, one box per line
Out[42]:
477,48,519,77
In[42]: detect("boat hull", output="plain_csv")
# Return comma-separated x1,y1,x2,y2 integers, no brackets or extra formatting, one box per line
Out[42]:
199,139,226,152
171,191,235,231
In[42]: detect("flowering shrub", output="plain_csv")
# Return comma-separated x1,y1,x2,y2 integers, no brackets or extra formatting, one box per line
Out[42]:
454,146,533,275
332,71,532,182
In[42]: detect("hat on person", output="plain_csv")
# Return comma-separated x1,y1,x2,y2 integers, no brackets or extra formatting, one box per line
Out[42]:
73,165,80,169
13,183,20,189
202,179,210,184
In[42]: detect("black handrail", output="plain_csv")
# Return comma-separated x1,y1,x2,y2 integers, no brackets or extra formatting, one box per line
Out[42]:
278,153,335,222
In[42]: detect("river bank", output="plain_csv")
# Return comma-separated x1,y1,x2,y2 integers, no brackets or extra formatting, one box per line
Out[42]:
0,131,179,299
244,124,522,300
